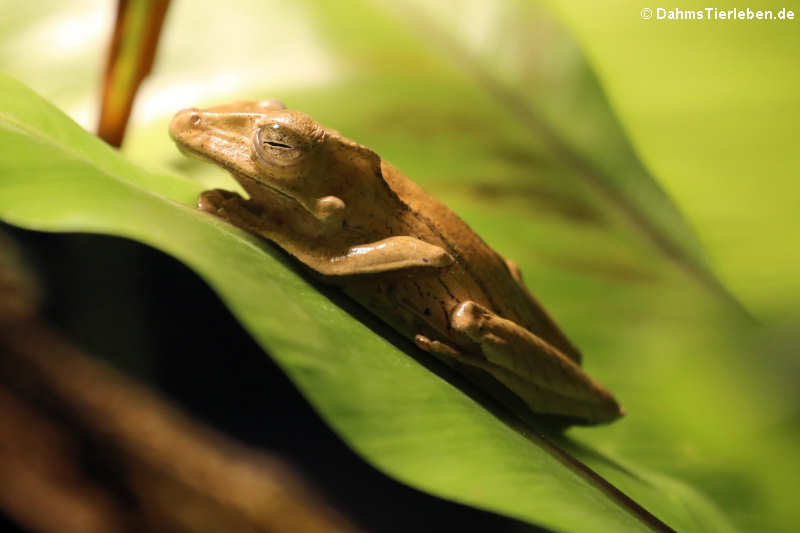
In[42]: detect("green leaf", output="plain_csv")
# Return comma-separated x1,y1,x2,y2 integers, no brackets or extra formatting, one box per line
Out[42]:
4,0,798,531
542,0,800,321
1,72,731,532
377,0,721,298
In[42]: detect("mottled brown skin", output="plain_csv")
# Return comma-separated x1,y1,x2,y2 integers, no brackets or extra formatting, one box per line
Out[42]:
169,100,623,424
370,162,576,353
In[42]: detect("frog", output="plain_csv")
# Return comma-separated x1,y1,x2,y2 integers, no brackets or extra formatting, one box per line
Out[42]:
169,99,623,425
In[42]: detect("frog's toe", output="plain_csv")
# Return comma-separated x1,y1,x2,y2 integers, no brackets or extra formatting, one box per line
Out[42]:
414,334,460,357
198,190,224,213
198,189,240,213
451,301,492,340
415,334,490,369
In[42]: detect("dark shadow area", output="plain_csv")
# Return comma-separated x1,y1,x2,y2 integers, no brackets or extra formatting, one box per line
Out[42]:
0,511,28,533
4,223,547,533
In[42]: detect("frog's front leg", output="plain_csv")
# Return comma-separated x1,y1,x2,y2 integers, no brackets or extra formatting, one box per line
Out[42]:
199,189,454,276
416,301,622,422
198,189,273,237
328,236,454,275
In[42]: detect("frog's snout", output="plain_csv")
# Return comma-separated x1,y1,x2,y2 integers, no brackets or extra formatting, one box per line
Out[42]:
169,108,202,140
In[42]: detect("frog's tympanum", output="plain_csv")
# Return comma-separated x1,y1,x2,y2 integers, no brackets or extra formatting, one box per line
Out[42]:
169,100,623,425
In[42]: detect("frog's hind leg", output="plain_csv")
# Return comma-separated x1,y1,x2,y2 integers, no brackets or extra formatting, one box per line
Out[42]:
415,329,619,423
414,334,484,366
443,301,622,422
504,258,582,364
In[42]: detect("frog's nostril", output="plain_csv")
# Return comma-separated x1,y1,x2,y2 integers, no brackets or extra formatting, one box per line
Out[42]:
169,108,201,141
173,107,201,126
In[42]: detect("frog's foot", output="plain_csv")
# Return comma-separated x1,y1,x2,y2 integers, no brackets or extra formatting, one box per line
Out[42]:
198,189,267,236
415,334,471,360
447,301,622,423
198,188,241,214
415,333,523,378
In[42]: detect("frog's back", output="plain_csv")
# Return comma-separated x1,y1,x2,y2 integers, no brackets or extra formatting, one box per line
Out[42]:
378,161,582,362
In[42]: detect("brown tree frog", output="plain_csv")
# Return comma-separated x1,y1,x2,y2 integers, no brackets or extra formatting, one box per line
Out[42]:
169,100,623,424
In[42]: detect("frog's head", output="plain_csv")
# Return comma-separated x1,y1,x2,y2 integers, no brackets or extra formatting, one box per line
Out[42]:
169,100,395,228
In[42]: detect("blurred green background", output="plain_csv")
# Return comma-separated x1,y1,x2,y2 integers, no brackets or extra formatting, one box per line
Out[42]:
1,1,798,532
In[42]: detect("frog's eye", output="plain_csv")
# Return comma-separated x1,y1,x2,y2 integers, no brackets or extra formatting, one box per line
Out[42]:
254,122,309,167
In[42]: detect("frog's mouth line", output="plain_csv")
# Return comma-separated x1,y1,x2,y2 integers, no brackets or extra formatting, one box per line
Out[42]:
230,169,299,204
174,140,307,210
